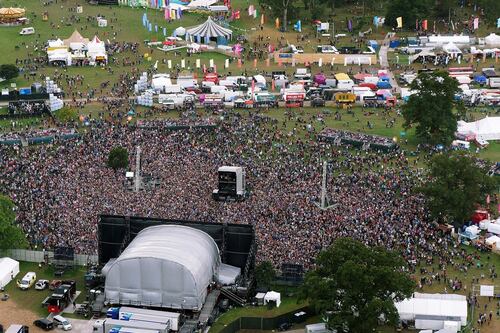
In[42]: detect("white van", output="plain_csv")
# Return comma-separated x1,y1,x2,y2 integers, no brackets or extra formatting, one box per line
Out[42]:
53,315,72,331
162,84,184,94
19,27,35,35
17,272,36,290
336,79,355,91
210,85,228,94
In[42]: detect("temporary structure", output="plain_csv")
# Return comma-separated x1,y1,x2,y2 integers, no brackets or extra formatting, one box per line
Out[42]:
457,117,500,141
442,42,462,57
87,36,107,64
63,30,90,47
185,16,232,45
0,7,25,22
104,225,221,311
187,0,218,8
264,291,281,307
395,293,467,330
409,50,437,63
0,257,20,289
484,33,500,46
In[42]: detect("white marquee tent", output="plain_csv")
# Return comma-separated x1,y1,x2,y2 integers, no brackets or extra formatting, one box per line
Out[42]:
395,293,467,331
485,33,500,46
264,291,281,307
87,36,107,63
0,257,19,289
457,116,500,141
442,42,462,57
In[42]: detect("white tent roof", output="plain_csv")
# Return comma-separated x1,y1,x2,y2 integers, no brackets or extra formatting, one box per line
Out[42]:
457,116,500,141
0,257,19,288
410,50,436,63
264,291,281,307
484,33,500,46
395,293,467,325
187,0,217,8
443,42,462,54
186,16,232,39
104,225,220,311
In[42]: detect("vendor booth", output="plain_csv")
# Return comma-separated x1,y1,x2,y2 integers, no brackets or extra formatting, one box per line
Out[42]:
0,257,19,289
264,291,281,307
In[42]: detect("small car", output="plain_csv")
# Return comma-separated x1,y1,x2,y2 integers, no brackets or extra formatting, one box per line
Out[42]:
35,279,50,290
53,315,72,331
33,318,54,331
49,279,62,290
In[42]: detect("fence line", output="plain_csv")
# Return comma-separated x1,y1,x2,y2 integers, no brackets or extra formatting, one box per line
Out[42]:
1,249,98,266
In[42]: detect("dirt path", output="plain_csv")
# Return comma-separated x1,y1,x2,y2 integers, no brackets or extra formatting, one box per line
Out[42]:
0,298,44,333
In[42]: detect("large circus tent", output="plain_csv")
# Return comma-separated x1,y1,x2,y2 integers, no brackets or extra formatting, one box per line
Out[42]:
185,16,232,45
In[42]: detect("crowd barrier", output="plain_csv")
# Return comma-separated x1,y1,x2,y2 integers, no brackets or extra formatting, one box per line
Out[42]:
0,133,80,146
2,249,98,266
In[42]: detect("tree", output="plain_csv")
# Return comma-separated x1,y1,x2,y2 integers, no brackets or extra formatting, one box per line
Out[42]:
54,108,78,123
402,71,460,145
420,152,499,227
300,238,415,333
385,0,432,29
255,261,276,289
0,194,27,250
0,64,19,81
107,147,129,171
259,0,296,31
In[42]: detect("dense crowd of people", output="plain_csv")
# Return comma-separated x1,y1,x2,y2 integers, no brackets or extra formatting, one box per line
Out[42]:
0,111,454,273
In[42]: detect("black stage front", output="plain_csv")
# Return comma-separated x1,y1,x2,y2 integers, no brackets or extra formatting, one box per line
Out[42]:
98,215,256,278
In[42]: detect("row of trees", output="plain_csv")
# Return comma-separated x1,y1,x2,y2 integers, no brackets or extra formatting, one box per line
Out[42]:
259,0,499,30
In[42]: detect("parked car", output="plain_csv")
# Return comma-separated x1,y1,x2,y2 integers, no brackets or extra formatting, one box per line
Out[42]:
19,27,35,35
49,280,62,290
33,319,54,331
35,279,50,290
53,315,72,331
311,96,326,107
278,322,292,331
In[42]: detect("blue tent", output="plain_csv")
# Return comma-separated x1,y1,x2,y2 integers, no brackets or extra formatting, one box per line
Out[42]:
474,75,487,85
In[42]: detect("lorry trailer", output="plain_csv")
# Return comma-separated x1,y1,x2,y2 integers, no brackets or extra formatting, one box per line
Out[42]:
93,319,169,333
109,307,181,331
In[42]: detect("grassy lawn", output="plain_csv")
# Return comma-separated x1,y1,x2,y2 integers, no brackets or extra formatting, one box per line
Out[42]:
2,261,86,317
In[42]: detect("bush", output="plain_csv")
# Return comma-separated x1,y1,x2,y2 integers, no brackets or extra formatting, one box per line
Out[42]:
54,108,78,123
107,147,129,171
0,64,19,81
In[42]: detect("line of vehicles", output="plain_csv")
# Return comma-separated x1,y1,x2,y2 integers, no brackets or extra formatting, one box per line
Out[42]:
138,69,398,110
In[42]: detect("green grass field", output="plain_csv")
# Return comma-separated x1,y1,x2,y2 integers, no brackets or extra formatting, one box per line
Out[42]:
2,261,86,317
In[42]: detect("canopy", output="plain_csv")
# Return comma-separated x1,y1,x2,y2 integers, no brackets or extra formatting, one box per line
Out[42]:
457,116,500,141
174,26,186,36
186,16,232,40
264,291,281,307
63,30,89,46
484,33,500,46
187,0,217,7
0,7,25,18
443,42,462,55
0,257,19,288
410,50,437,63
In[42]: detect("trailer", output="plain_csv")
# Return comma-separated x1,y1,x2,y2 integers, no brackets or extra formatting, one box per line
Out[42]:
109,327,159,333
47,280,76,313
108,307,181,331
5,325,29,333
93,319,169,333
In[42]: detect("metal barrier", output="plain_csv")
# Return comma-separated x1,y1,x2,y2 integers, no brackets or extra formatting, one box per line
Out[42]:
2,249,97,266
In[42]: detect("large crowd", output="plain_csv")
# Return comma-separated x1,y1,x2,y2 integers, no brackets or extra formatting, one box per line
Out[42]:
0,111,456,272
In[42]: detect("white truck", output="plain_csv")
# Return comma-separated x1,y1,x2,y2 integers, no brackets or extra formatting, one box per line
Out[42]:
119,306,181,331
6,325,29,333
93,319,168,333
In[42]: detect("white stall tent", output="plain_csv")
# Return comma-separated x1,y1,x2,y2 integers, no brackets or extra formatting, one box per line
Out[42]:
485,235,500,250
487,222,500,235
457,117,500,141
484,33,500,46
395,293,467,330
264,291,281,307
0,257,20,288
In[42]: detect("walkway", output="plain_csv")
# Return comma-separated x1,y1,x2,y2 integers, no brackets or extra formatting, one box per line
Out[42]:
378,32,401,95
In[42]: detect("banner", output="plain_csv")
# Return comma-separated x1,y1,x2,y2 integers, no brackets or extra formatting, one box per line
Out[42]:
473,17,479,30
225,59,229,68
294,20,301,32
422,20,428,31
181,59,185,68
167,60,172,69
373,16,378,27
196,59,200,68
396,17,402,28
248,5,254,16
275,18,280,29
497,18,500,29
347,19,352,32
261,14,264,25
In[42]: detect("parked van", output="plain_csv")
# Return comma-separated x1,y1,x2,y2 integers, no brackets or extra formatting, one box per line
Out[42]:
19,27,35,35
162,84,183,94
53,315,72,331
210,85,228,94
336,79,355,91
17,272,36,290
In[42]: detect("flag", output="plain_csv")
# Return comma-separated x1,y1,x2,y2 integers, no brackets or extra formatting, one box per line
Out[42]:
164,8,168,20
433,20,436,32
253,58,257,68
203,64,207,73
473,17,479,30
497,18,500,29
253,9,258,19
177,7,182,19
163,27,167,36
167,60,172,69
209,59,214,68
248,5,254,16
422,20,428,31
251,79,255,98
487,194,491,204
275,18,280,29
237,58,242,68
271,79,275,91
416,19,419,30
155,25,158,32
373,16,379,27
294,20,301,32
225,59,229,68
318,58,323,67
396,17,402,28
347,19,352,32
261,14,264,25
196,59,200,68
181,59,185,68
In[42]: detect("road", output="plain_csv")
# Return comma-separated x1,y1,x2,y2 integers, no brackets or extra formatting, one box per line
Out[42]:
378,32,401,95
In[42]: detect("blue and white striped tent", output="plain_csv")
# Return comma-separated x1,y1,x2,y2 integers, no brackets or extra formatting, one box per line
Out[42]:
185,16,232,45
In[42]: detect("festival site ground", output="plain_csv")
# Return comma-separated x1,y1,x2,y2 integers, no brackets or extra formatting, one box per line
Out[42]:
0,1,500,333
